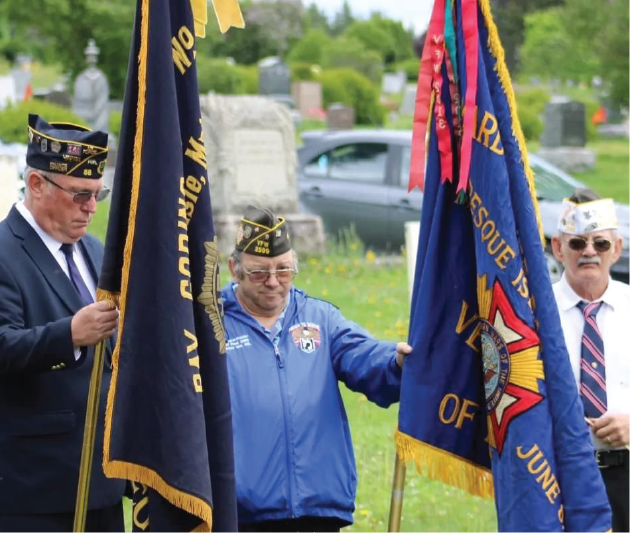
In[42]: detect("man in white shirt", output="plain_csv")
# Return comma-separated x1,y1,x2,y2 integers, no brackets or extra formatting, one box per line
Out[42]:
0,114,125,531
552,188,629,532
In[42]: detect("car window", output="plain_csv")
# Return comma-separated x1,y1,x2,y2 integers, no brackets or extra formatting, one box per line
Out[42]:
530,162,576,201
328,143,388,184
304,152,330,178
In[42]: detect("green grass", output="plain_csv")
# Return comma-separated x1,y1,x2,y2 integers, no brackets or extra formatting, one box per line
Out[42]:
571,138,630,203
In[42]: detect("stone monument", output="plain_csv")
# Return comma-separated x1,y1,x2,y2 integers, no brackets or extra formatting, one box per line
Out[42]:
258,56,291,96
72,39,109,132
291,81,322,118
382,71,406,95
327,103,355,130
400,84,417,116
538,97,595,172
200,94,325,255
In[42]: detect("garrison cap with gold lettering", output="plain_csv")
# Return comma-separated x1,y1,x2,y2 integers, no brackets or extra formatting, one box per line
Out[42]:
26,113,108,179
235,205,291,257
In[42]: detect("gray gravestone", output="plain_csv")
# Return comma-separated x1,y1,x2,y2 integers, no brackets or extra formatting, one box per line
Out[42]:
0,75,17,110
258,56,291,96
327,103,355,130
382,71,407,95
72,40,109,132
9,54,32,102
400,84,417,116
541,98,586,148
200,93,325,255
291,81,322,118
538,97,595,172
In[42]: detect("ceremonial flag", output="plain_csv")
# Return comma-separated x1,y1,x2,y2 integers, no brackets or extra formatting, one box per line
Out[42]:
97,0,239,529
397,0,612,530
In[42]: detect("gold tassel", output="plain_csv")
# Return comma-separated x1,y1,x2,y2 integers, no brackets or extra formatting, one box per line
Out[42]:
478,0,546,248
395,429,494,499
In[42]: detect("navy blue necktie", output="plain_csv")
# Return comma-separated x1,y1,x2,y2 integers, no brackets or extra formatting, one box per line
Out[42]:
577,300,607,418
60,243,94,307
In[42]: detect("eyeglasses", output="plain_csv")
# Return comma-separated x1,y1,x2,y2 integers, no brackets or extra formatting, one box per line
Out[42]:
568,237,612,253
242,265,298,283
41,175,110,204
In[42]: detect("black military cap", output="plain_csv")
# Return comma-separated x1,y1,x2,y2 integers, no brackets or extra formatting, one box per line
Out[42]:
26,114,108,179
235,205,291,257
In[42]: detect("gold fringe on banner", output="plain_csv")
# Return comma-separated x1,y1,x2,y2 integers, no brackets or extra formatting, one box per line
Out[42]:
395,429,494,499
101,0,212,529
210,0,245,34
478,0,545,247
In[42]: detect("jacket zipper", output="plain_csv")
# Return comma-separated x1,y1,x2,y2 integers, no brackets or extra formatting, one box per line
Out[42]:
274,342,296,517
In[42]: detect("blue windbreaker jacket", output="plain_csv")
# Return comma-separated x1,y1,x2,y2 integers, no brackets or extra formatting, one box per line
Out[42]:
223,283,402,525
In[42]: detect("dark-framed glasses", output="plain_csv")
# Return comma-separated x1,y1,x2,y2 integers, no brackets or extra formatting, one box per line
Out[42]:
41,174,110,204
568,237,612,253
242,265,298,283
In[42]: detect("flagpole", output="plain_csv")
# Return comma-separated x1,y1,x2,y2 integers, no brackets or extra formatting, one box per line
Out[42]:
73,339,107,532
387,453,407,532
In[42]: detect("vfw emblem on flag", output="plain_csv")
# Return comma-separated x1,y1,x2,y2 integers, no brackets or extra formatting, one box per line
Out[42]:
290,324,321,353
477,275,545,454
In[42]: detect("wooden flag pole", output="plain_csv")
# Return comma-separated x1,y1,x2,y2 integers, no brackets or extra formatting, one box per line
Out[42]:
73,340,107,532
387,453,407,532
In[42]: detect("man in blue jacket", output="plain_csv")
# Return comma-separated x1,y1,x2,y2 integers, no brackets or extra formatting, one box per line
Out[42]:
223,205,412,532
0,115,125,531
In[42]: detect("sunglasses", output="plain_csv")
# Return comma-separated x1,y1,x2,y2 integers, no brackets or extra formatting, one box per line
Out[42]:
567,237,612,253
242,266,298,284
41,175,110,204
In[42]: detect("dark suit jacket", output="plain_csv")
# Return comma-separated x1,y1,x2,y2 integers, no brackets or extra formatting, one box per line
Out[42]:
0,206,125,514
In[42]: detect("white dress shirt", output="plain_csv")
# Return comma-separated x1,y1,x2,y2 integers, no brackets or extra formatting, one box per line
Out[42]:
15,202,96,359
553,272,630,450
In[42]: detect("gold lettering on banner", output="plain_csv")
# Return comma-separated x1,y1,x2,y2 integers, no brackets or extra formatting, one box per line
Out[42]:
172,25,195,74
468,186,517,270
472,109,504,156
456,301,482,351
184,329,203,393
516,444,562,505
439,393,479,428
131,482,150,531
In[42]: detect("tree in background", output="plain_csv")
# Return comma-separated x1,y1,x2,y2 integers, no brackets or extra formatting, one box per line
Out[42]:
0,0,134,99
492,0,563,72
287,29,332,65
342,16,413,66
304,3,330,33
330,0,354,36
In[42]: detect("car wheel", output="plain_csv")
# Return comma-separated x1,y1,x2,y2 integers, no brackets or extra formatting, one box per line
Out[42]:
544,246,563,283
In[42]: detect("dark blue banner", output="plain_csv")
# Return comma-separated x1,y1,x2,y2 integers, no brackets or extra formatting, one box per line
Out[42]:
98,0,236,530
397,0,611,530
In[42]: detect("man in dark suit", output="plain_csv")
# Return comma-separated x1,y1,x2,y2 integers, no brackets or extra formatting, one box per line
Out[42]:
0,115,126,531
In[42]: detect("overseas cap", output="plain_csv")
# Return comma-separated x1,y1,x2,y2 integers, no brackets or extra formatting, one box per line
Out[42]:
235,205,291,257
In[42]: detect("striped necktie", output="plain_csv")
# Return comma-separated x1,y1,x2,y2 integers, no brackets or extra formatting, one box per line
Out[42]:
577,300,606,418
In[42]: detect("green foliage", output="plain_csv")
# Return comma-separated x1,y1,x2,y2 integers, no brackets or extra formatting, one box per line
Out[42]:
0,100,84,143
520,8,599,84
321,37,383,84
321,69,385,126
286,30,332,65
392,58,421,82
514,87,549,142
235,65,258,94
596,0,629,107
109,110,122,141
289,62,319,82
303,3,330,34
196,57,244,95
0,0,135,99
343,20,396,64
330,0,354,37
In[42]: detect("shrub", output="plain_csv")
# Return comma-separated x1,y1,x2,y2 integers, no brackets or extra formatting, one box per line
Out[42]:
290,62,319,82
392,58,421,82
321,69,385,126
321,37,384,84
517,105,544,142
0,100,85,144
235,65,258,94
196,56,244,95
109,110,122,140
